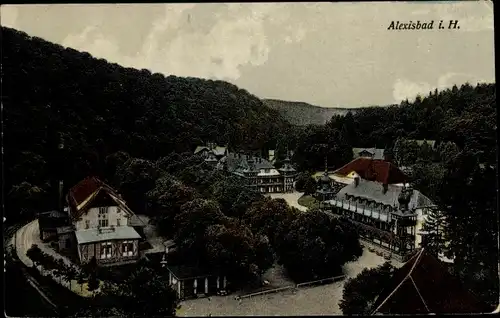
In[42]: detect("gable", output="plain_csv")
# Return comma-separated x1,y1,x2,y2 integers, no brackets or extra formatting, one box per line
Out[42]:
69,184,134,221
85,189,118,210
371,249,489,314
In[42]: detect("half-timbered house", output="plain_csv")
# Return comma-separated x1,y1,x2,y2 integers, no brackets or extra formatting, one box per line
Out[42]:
67,177,142,266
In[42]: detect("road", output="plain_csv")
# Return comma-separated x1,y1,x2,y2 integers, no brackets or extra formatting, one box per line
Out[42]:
11,219,94,296
268,192,308,212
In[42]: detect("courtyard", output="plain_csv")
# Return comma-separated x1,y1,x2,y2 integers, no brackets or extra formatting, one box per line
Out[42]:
177,247,403,316
268,192,308,212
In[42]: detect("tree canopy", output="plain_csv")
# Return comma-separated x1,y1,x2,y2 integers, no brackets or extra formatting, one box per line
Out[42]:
3,26,290,223
340,262,396,315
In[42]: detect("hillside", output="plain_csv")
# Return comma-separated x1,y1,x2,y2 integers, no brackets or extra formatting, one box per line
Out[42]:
262,99,359,126
2,27,290,218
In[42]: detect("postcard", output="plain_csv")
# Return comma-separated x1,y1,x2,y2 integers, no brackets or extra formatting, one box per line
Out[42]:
2,2,497,316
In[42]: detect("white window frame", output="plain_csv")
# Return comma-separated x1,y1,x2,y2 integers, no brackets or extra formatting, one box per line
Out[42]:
101,242,112,259
122,241,134,257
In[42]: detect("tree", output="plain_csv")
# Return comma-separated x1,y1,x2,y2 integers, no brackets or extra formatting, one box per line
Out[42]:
8,182,47,221
147,175,198,236
107,265,179,317
438,153,499,308
244,197,297,247
210,176,255,218
86,256,100,294
419,207,448,258
278,210,362,282
65,265,78,291
294,172,310,192
303,177,317,195
174,199,226,264
26,244,43,269
339,262,396,315
104,150,130,180
204,222,274,287
76,270,87,293
115,157,159,214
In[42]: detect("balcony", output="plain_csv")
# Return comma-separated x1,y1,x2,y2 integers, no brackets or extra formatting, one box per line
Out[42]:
326,199,391,222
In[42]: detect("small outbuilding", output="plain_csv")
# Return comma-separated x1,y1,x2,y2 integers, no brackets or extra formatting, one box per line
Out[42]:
38,210,68,241
166,265,227,300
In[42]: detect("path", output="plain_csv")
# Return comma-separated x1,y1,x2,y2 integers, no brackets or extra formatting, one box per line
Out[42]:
11,220,95,296
268,192,308,212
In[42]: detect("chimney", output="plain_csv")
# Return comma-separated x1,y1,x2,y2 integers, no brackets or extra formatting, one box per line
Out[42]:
382,183,388,194
269,150,275,162
354,177,360,187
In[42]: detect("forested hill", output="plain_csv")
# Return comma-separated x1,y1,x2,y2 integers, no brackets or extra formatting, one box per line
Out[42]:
262,99,363,126
3,27,290,209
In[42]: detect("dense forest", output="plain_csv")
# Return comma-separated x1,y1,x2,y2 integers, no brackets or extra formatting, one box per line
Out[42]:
3,26,290,222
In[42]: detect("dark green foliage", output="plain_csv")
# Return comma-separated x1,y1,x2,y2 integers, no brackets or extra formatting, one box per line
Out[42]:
86,257,100,292
148,175,199,237
173,199,227,264
292,125,353,171
420,207,448,258
3,26,289,224
278,210,362,282
438,153,498,307
115,157,159,215
74,264,179,317
210,176,263,219
243,197,297,248
204,222,274,287
303,176,318,195
326,83,496,165
340,262,395,315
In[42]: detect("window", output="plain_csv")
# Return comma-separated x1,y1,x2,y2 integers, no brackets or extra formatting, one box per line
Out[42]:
101,242,112,259
122,241,134,257
117,218,121,227
99,218,109,228
98,207,109,228
85,220,90,229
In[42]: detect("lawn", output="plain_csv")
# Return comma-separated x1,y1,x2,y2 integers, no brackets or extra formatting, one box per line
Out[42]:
297,195,320,210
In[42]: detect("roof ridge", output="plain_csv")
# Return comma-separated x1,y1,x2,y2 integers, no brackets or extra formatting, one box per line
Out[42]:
371,270,411,314
410,275,430,312
371,249,425,314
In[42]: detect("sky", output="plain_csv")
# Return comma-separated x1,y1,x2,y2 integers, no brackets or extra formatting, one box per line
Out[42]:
1,2,495,108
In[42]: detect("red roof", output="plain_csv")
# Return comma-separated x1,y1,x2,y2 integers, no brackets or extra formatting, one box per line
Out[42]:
371,249,490,314
67,176,122,219
333,158,408,185
67,176,103,207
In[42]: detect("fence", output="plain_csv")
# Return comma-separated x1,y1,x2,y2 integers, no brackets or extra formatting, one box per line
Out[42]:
238,285,296,300
296,275,346,288
237,274,347,300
